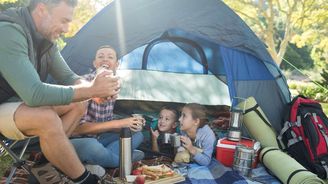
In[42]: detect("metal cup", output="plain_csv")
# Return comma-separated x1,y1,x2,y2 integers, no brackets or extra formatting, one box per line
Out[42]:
162,133,171,144
170,133,181,147
131,114,144,131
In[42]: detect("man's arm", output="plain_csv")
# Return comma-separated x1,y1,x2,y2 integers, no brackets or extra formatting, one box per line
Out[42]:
48,45,81,85
71,71,119,102
0,23,74,106
0,23,119,106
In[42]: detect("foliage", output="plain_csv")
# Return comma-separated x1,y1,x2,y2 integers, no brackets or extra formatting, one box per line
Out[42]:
317,69,328,88
288,82,297,90
56,38,67,50
0,0,17,4
0,0,27,11
223,0,328,69
66,0,113,37
0,0,110,38
281,44,314,70
296,83,328,102
0,0,112,48
321,103,328,115
0,154,12,177
65,0,97,37
290,1,328,69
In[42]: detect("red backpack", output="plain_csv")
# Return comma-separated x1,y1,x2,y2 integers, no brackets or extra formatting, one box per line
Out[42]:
278,95,328,179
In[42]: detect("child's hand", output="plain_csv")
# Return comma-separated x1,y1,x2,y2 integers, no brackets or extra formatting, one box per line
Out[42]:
180,136,197,155
150,128,159,139
180,136,192,149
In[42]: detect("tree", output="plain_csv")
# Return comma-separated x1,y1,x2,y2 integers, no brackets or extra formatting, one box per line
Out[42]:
0,0,27,11
291,1,328,69
1,0,112,37
66,0,113,37
318,69,328,88
0,0,17,4
223,0,328,68
281,44,314,70
0,0,112,48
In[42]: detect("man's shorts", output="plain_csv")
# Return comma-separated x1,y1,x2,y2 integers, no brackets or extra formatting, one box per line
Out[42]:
0,102,27,140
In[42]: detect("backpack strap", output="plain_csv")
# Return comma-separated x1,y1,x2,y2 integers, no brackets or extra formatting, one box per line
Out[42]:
244,104,272,128
288,116,303,147
318,123,328,149
320,160,328,179
244,103,279,137
277,116,303,149
288,130,303,147
277,121,290,149
313,113,319,123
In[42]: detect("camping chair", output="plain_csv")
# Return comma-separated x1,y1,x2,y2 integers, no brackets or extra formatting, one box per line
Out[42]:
0,133,33,184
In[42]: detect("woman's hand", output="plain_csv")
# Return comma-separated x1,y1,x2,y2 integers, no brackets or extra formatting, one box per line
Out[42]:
120,117,143,132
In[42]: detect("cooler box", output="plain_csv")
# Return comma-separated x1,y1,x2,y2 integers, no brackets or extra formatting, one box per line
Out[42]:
216,137,260,168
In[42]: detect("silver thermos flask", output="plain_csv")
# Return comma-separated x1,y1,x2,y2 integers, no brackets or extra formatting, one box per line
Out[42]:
119,127,132,179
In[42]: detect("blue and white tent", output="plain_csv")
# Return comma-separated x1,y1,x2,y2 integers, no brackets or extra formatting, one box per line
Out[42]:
61,0,291,132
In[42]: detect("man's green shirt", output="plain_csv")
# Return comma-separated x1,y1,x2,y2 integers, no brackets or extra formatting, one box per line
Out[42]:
0,22,80,106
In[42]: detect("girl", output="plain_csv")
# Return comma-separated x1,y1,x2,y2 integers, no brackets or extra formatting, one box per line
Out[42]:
178,103,216,166
151,106,179,158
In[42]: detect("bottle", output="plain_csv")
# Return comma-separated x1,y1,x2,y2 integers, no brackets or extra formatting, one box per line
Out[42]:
119,127,132,179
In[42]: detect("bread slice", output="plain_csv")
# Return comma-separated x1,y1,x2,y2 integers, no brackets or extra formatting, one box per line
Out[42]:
141,164,174,180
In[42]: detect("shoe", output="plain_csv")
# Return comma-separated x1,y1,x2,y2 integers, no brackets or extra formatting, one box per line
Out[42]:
31,162,73,184
85,164,106,178
132,150,144,162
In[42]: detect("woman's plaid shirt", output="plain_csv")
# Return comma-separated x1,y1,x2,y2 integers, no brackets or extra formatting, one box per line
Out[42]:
80,71,116,123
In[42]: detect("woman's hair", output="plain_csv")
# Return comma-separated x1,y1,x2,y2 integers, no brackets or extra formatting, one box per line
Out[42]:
184,103,208,128
95,45,117,60
29,0,78,10
160,105,179,122
97,45,116,51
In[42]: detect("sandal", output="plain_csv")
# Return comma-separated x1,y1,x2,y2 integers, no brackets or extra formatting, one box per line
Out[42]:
31,162,73,184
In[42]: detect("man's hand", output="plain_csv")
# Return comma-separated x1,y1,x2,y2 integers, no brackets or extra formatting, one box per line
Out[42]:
71,70,120,103
92,70,120,99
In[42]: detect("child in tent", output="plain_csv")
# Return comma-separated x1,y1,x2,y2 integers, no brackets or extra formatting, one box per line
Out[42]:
150,106,179,158
175,103,216,166
70,45,144,168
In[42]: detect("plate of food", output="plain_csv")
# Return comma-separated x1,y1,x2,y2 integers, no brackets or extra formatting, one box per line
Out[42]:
132,164,185,184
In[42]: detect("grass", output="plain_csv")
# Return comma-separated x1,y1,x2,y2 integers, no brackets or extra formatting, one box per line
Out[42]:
0,154,13,177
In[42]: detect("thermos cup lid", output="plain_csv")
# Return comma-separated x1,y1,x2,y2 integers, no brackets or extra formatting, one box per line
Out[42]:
120,127,132,138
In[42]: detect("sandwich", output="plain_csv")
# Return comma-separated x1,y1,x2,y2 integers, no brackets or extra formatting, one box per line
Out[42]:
141,164,175,180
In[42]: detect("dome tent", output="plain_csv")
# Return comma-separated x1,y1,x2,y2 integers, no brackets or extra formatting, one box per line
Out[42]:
61,0,291,132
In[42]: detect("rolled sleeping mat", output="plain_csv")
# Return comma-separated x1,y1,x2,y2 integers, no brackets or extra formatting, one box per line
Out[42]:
238,97,279,148
260,147,324,184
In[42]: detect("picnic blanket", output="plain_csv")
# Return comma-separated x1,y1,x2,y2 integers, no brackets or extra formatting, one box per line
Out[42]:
176,159,281,184
1,158,281,184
